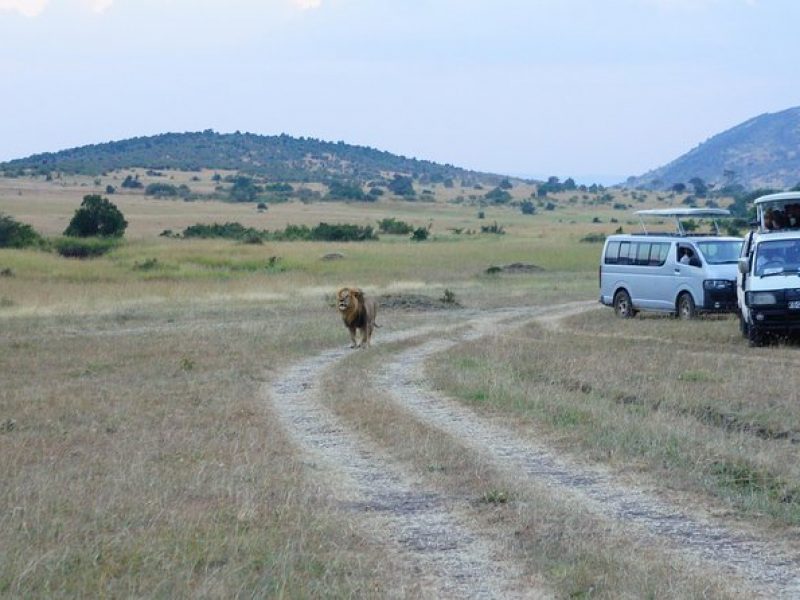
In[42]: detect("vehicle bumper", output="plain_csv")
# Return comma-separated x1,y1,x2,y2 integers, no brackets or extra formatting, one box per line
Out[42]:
702,289,737,312
747,308,800,331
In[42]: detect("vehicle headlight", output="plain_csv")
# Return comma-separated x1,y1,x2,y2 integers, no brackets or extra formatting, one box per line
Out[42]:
746,291,780,305
703,279,733,290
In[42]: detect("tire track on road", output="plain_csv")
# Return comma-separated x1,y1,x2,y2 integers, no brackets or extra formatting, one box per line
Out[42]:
377,308,800,598
267,316,551,599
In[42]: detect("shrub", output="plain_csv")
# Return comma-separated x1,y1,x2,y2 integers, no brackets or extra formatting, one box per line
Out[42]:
64,195,127,238
378,217,413,235
183,222,259,240
388,174,415,197
121,174,143,189
326,180,369,201
0,213,43,248
520,201,536,215
180,221,378,242
53,236,118,258
310,223,377,241
485,187,512,204
145,183,179,197
231,177,263,202
411,227,429,241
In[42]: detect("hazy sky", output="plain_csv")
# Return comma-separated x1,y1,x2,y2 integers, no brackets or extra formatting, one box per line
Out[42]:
1,0,798,184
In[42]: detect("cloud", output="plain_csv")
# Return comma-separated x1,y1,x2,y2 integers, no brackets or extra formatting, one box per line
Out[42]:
0,0,49,17
291,0,321,10
81,0,113,13
0,0,113,16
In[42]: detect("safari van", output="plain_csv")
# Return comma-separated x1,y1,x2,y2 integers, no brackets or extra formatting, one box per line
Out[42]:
599,208,742,319
737,192,800,346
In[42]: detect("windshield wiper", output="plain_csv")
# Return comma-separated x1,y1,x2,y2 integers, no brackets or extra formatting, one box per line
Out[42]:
759,270,799,278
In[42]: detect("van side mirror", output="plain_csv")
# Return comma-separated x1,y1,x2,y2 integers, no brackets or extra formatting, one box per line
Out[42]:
738,257,750,274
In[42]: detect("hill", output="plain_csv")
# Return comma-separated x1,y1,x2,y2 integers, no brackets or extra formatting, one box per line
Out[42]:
625,106,800,192
0,130,503,187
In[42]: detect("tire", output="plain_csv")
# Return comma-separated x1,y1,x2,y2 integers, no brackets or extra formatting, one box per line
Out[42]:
738,311,749,338
748,322,764,347
613,290,634,318
677,293,696,320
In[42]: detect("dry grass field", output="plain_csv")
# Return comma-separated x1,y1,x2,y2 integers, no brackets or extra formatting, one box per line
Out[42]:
2,172,799,598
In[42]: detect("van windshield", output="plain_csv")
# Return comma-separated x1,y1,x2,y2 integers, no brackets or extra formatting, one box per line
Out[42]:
696,240,742,265
754,239,800,276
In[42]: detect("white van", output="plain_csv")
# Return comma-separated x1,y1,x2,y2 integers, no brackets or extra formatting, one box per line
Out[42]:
599,208,742,319
737,192,800,346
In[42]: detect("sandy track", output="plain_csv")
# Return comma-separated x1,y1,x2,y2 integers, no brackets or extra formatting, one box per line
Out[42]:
268,319,549,599
268,301,800,597
379,338,800,597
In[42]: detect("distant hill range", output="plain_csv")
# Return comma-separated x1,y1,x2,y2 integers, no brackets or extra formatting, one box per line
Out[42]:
0,130,502,186
626,106,800,192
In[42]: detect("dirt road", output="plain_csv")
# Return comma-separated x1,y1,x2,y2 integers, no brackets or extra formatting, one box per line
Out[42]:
267,302,800,598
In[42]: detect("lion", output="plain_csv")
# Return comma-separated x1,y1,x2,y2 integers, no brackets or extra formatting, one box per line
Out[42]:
336,287,378,348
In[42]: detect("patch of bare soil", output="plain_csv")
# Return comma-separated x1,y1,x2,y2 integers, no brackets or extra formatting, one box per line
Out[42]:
379,293,462,311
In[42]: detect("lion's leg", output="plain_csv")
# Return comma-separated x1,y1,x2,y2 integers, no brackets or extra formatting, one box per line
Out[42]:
349,327,358,348
363,323,373,347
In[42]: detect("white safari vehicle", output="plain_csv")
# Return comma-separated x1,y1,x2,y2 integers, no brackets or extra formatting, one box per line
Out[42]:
737,192,800,346
600,208,742,319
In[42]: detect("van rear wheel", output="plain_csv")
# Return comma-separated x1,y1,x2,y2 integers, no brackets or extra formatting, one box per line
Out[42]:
677,293,696,320
613,290,634,318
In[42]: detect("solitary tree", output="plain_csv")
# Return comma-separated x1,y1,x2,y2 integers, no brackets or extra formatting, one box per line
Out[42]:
64,195,127,237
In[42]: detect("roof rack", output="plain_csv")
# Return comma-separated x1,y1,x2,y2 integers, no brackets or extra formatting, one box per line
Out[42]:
634,208,731,236
751,193,800,232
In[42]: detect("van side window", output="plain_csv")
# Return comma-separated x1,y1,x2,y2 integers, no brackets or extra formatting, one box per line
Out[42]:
635,243,651,266
604,241,620,264
618,241,631,265
649,243,669,266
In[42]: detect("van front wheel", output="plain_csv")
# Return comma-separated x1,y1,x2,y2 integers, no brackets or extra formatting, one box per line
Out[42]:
613,290,634,318
677,293,696,320
738,311,749,337
748,322,764,347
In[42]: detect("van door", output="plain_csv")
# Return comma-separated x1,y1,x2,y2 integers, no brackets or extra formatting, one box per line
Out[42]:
644,241,678,311
674,242,703,309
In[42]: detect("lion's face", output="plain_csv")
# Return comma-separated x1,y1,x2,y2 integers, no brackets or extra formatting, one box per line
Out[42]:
337,287,359,314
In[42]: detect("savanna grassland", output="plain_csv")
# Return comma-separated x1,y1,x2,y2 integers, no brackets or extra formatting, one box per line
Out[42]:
2,171,799,598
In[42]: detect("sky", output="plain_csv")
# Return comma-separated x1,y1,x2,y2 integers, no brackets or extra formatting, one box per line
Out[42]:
1,0,798,185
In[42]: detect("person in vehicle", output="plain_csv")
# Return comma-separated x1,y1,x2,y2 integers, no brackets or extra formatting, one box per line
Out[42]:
679,247,695,265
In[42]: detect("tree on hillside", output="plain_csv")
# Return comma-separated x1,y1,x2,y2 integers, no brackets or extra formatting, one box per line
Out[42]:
229,176,263,202
121,174,143,189
64,195,127,237
689,177,708,198
485,187,512,204
388,174,415,197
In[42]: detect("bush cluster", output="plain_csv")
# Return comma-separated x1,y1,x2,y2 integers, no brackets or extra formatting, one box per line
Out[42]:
181,222,378,242
0,213,43,248
53,236,119,258
377,217,413,235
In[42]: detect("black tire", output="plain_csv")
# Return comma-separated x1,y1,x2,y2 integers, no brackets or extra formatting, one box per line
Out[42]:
677,293,696,320
748,322,764,347
738,311,749,338
613,290,634,318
